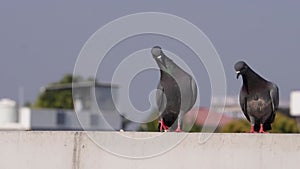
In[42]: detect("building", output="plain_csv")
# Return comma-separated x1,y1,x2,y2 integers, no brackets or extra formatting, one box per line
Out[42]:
0,98,26,130
0,81,136,131
211,96,245,119
290,91,300,116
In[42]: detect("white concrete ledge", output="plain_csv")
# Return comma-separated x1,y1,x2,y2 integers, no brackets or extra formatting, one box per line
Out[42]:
0,131,299,169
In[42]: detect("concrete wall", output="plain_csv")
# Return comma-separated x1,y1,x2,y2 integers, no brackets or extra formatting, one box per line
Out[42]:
0,132,299,169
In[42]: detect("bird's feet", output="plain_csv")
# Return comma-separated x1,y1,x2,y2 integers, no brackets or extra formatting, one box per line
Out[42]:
259,124,269,134
175,126,183,132
158,120,169,132
249,125,257,133
248,124,269,133
259,130,268,133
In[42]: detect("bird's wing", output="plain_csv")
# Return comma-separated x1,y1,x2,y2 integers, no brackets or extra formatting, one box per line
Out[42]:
186,78,197,111
156,83,166,112
239,88,250,121
190,78,197,106
269,83,279,112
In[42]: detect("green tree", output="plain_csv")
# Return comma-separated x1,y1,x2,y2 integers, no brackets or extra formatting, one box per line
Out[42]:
139,110,160,131
139,120,159,132
221,112,299,133
24,101,32,107
270,113,299,133
183,124,203,132
220,119,250,133
34,74,80,109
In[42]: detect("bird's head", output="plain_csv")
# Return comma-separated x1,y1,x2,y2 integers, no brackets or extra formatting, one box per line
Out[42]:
234,61,249,79
151,46,167,69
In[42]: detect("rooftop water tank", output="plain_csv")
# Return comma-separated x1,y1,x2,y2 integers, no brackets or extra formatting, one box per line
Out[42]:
0,99,17,124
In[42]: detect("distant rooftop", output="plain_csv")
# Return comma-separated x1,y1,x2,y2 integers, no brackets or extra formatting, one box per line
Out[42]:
41,81,118,92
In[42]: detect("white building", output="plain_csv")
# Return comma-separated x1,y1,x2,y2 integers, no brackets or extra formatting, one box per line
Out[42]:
0,98,26,130
1,81,142,131
290,91,300,116
19,108,120,131
211,96,244,119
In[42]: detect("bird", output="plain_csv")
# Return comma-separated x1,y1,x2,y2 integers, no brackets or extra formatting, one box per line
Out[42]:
151,46,198,132
234,61,279,133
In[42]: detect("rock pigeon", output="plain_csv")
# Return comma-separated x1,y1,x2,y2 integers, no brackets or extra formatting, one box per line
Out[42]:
152,46,197,132
235,61,279,133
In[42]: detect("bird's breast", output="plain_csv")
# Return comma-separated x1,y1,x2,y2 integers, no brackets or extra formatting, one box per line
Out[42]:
246,95,272,118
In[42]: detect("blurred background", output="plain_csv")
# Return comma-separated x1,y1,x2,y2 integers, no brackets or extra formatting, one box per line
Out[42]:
0,1,300,132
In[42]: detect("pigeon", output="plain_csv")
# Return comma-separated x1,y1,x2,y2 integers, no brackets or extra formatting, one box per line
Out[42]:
235,61,279,133
156,70,181,132
152,46,198,132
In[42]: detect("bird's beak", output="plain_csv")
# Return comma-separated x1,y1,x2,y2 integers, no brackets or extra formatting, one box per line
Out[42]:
236,71,241,79
156,55,167,68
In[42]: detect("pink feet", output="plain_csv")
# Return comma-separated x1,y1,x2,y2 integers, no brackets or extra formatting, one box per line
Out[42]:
249,124,269,133
175,126,183,132
158,120,183,132
249,125,257,133
258,124,269,133
158,120,169,132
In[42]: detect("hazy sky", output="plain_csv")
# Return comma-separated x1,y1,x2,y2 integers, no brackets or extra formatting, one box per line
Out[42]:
1,1,299,108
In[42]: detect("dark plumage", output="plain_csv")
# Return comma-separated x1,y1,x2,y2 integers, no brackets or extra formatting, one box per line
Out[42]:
156,71,181,131
235,61,279,133
152,46,197,132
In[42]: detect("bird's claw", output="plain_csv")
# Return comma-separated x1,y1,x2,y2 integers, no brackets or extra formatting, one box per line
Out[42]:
175,128,183,132
258,124,269,134
248,124,269,133
249,125,256,133
259,129,269,133
159,120,169,132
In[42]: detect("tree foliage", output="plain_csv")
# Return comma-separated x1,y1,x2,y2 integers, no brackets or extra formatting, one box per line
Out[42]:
34,74,78,109
270,112,299,133
220,119,250,133
139,120,159,132
221,112,299,133
139,110,160,131
183,124,203,132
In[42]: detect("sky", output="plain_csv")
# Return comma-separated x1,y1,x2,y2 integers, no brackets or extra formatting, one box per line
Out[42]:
0,1,300,109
